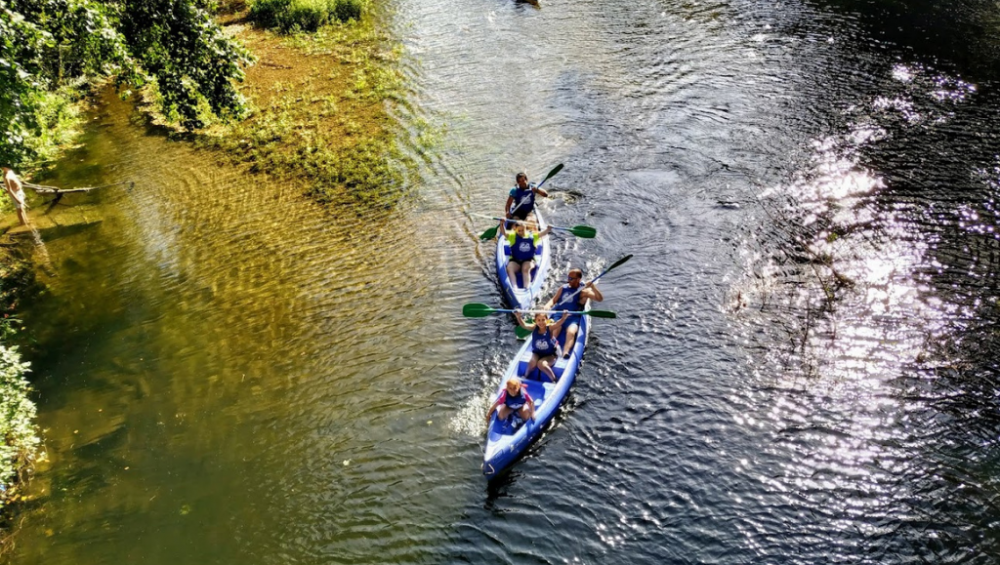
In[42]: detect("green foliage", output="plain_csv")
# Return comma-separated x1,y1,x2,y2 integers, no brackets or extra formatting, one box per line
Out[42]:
249,0,364,33
116,0,253,129
0,0,253,168
0,344,39,504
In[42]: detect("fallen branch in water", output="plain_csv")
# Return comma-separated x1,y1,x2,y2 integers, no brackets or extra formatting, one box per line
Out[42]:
23,181,134,195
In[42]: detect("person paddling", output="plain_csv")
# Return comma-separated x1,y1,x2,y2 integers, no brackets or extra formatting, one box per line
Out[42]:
486,376,535,426
505,220,552,289
504,171,548,229
544,268,603,358
514,311,565,382
2,167,28,226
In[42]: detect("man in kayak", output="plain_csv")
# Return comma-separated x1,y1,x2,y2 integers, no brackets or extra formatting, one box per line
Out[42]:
486,376,535,425
2,167,29,226
544,268,603,358
503,172,548,231
505,220,552,289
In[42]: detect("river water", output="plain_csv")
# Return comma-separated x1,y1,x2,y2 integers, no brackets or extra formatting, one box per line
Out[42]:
7,0,1000,563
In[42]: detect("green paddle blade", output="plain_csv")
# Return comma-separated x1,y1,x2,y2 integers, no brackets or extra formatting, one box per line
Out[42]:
568,225,597,238
514,325,531,339
539,163,564,185
587,309,617,319
462,303,497,318
479,224,500,240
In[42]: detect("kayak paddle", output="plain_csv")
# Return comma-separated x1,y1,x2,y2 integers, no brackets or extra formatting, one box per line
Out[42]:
515,254,633,337
478,216,596,240
480,163,565,240
462,303,617,319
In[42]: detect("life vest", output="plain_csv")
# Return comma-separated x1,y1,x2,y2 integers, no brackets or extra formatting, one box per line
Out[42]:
501,388,531,410
531,328,558,357
508,185,535,218
510,233,536,262
554,284,583,311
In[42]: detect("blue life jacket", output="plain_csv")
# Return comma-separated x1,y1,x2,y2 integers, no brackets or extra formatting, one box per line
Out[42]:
502,388,530,410
554,284,583,311
532,328,558,357
509,185,535,218
511,233,536,262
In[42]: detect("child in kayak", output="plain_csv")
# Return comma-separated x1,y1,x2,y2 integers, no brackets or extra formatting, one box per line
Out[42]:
514,311,566,382
505,220,552,289
486,376,535,425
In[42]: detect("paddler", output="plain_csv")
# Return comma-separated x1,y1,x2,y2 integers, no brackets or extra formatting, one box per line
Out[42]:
514,311,566,382
2,167,28,226
544,268,603,358
503,171,548,233
505,220,552,289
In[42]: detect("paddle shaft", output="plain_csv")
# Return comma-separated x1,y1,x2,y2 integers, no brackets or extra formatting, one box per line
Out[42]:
507,164,561,218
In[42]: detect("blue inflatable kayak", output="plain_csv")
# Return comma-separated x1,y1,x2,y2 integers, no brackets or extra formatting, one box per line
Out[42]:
482,301,590,477
495,209,551,310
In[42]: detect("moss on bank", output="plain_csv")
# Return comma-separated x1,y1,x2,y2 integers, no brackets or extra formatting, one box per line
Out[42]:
200,4,418,208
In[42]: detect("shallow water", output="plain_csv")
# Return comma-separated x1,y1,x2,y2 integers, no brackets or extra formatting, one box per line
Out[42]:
7,0,1000,563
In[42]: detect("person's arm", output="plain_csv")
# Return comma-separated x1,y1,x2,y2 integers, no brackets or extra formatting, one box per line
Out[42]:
532,184,548,198
527,395,535,421
504,194,515,218
514,311,535,331
544,287,562,311
486,394,504,422
550,312,568,331
584,282,604,303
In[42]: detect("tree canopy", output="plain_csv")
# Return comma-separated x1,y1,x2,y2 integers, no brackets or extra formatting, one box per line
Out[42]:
0,0,252,167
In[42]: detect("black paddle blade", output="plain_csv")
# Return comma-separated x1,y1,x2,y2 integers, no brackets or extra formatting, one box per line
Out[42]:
607,254,633,272
462,303,497,318
541,163,564,184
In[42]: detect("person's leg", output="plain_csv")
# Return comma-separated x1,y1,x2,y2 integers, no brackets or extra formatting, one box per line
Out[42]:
525,353,540,379
539,357,557,382
521,259,534,288
497,405,513,421
15,204,28,226
506,260,520,288
517,405,532,421
562,322,580,359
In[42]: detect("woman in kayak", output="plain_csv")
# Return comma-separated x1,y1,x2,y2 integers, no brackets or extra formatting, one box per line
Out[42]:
505,220,552,289
486,376,536,424
504,172,549,228
514,311,566,382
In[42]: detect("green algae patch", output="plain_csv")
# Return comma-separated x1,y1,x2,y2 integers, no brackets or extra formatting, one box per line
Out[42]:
202,7,416,208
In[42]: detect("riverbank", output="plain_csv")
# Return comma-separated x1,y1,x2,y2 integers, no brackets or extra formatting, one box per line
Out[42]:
0,244,42,539
0,0,412,542
199,3,420,207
